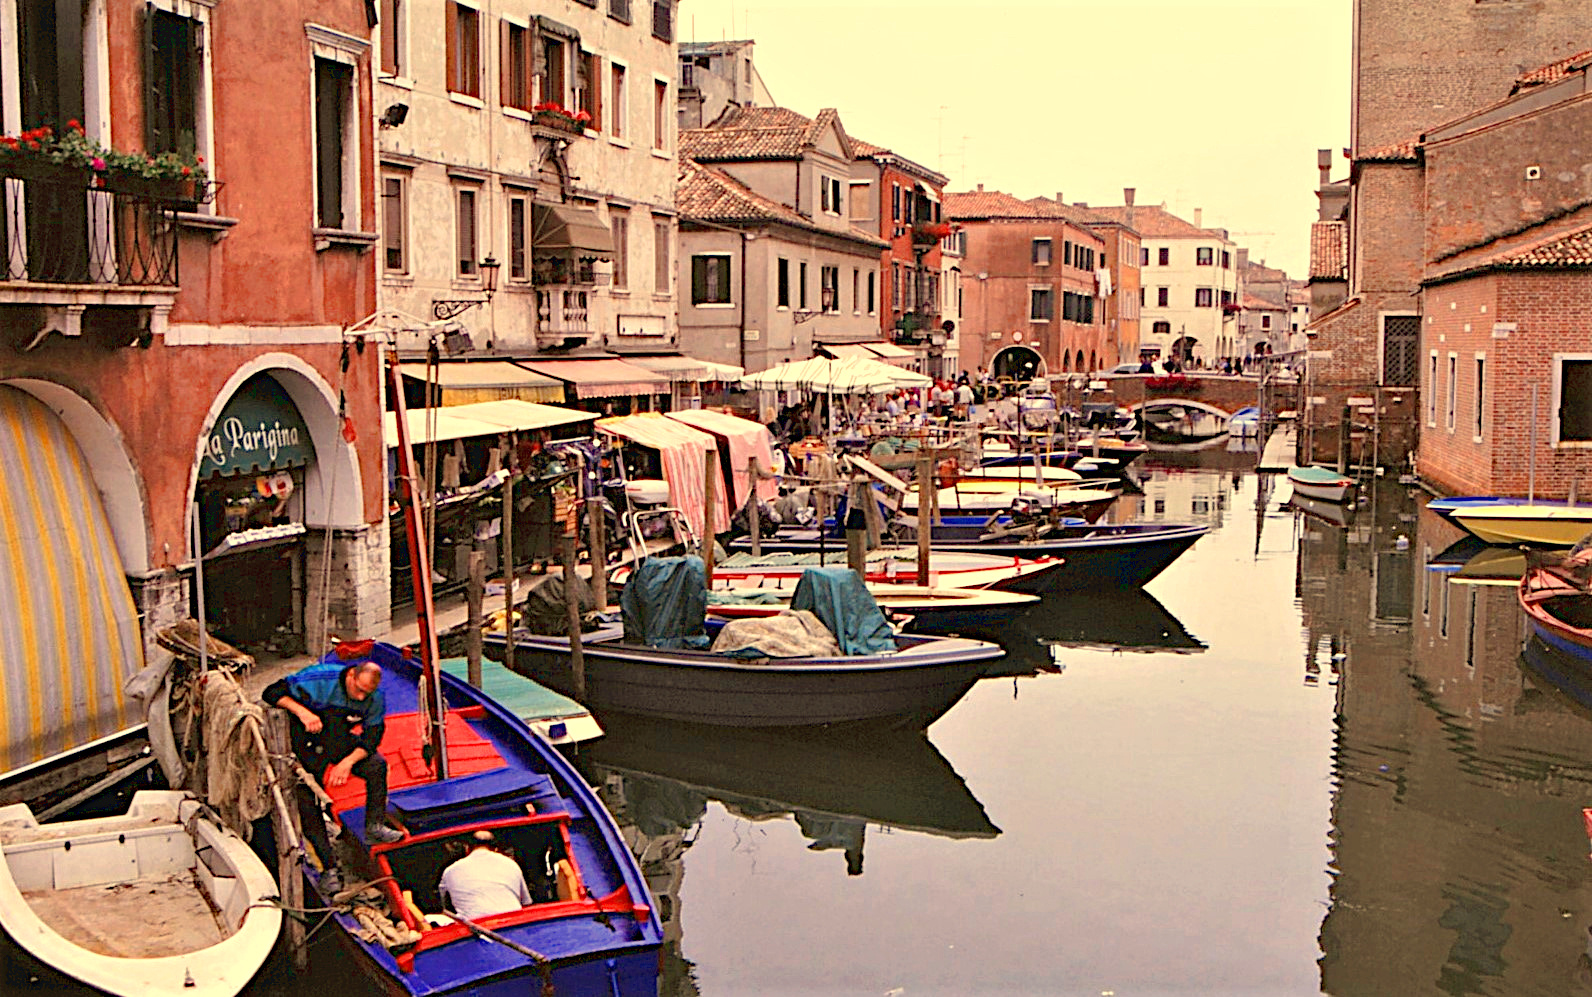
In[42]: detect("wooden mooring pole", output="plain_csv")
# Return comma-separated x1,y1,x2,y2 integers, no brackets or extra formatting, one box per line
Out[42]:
465,546,484,688
701,447,718,574
562,533,586,700
264,709,307,971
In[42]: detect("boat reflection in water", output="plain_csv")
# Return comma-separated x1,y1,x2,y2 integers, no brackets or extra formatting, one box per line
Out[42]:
1517,635,1592,718
577,716,998,997
975,588,1206,676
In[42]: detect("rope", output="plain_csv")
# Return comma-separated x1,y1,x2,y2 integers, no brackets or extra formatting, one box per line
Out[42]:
318,341,350,645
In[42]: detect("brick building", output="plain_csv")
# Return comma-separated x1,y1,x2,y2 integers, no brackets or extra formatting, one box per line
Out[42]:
1303,0,1585,467
945,187,1107,380
1028,192,1142,371
0,0,385,774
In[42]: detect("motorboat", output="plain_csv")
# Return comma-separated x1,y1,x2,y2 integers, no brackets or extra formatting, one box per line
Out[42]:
482,561,1005,728
1449,502,1592,547
707,583,1039,635
0,791,282,997
437,656,603,746
619,547,1068,596
1286,465,1358,503
1137,401,1229,445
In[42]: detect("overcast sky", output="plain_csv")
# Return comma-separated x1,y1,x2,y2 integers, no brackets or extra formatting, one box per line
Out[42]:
679,0,1351,278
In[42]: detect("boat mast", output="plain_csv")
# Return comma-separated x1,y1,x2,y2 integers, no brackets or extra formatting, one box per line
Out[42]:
385,349,450,780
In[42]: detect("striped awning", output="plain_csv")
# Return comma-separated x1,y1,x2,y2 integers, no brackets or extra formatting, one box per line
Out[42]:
0,386,141,772
399,360,567,405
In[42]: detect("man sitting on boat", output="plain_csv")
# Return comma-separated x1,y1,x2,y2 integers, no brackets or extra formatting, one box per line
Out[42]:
264,658,406,889
438,829,534,921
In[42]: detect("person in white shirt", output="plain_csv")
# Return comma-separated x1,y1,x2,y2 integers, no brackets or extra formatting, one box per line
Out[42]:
954,381,974,419
438,830,533,921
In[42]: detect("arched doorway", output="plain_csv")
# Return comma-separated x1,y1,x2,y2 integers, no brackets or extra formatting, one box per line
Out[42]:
992,345,1045,384
1170,335,1198,363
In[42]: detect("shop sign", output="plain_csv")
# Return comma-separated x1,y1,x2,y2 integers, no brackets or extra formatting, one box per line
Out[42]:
202,375,316,477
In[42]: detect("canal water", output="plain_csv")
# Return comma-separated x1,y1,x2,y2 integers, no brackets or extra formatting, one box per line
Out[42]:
39,453,1592,996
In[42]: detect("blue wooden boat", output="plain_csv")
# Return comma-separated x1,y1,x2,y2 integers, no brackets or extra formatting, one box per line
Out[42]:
731,520,1208,591
1427,495,1571,521
309,640,663,997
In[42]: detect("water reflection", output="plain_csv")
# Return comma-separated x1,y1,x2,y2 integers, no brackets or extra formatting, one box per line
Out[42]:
1309,479,1592,996
981,589,1206,675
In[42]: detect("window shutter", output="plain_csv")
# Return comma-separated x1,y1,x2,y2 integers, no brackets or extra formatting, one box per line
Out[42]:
143,7,164,153
499,18,511,106
445,2,458,91
691,257,706,302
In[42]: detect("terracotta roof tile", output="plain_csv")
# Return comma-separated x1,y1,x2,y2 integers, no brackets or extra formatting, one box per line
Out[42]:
1485,221,1592,269
676,159,885,247
945,189,1061,220
682,105,850,162
1241,293,1283,311
1357,138,1420,162
850,137,888,158
1514,48,1592,91
1085,204,1212,239
1309,221,1346,280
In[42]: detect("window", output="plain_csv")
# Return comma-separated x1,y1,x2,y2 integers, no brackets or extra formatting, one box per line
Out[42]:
610,208,629,289
652,0,673,41
609,0,631,24
799,262,809,309
777,258,790,308
1195,288,1213,307
382,175,407,273
1140,247,1149,266
1032,239,1052,266
692,254,731,304
1139,287,1145,308
1153,320,1171,336
1446,353,1458,431
1426,352,1438,426
819,177,842,215
1221,250,1231,269
849,182,869,221
1156,287,1168,307
1383,315,1419,386
891,262,901,309
379,0,404,77
1474,356,1486,439
653,217,670,293
1196,247,1213,266
820,266,839,312
1064,241,1073,267
1158,246,1169,266
891,184,900,222
455,187,478,276
507,195,527,280
539,37,566,105
653,79,668,150
502,21,532,111
1220,289,1232,307
1261,315,1271,329
313,57,355,229
446,2,480,98
610,63,627,139
146,8,200,159
851,270,859,313
577,51,601,129
1555,357,1592,443
867,271,876,314
1030,288,1053,321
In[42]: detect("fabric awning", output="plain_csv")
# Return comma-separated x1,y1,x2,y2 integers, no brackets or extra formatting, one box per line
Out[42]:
532,203,613,256
519,358,670,399
665,409,779,506
383,400,595,447
596,413,730,538
862,341,915,360
628,354,745,382
817,344,876,361
398,360,567,405
740,356,932,393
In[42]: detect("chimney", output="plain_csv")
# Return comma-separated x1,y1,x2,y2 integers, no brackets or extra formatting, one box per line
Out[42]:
1124,187,1136,228
976,183,983,192
1236,248,1250,270
1193,208,1203,228
1055,191,1063,204
1317,148,1332,187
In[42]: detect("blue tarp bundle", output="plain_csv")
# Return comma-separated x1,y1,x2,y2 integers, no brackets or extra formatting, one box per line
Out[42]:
622,555,708,649
789,567,897,655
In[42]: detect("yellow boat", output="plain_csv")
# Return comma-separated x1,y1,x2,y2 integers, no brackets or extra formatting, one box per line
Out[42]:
1449,504,1592,546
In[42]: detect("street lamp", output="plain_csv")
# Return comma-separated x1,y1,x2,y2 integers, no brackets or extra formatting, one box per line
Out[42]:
792,282,835,324
432,256,502,320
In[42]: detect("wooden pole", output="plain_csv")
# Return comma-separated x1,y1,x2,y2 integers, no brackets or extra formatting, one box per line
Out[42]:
562,533,586,700
587,480,609,613
264,709,307,972
845,480,868,578
916,450,932,586
465,546,484,688
747,456,762,557
501,437,516,672
700,446,718,574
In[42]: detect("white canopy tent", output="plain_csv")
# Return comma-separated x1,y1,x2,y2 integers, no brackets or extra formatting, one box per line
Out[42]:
739,356,931,394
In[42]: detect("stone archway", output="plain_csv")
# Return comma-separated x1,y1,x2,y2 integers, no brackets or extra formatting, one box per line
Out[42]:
992,345,1045,383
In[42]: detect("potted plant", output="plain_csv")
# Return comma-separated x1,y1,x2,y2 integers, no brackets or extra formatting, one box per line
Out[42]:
911,221,953,246
0,120,206,205
531,103,590,135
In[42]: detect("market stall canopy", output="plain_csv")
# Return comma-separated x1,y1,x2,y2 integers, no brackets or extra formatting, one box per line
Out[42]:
740,356,932,394
398,360,566,405
628,354,745,382
519,358,671,399
666,409,780,506
597,413,731,539
384,399,596,447
860,341,916,364
531,203,614,255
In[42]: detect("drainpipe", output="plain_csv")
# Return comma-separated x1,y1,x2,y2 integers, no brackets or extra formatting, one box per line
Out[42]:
739,230,750,371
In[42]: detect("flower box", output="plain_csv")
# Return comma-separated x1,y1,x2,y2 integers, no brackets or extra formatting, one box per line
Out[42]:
100,171,200,207
0,157,91,186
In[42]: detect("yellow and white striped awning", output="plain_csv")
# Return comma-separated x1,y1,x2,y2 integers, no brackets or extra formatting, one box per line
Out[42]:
0,386,142,771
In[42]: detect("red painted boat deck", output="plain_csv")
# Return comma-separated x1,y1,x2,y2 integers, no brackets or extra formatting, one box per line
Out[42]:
326,711,506,818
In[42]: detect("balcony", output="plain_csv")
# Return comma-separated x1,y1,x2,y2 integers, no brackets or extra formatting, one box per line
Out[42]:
0,170,189,287
536,285,592,348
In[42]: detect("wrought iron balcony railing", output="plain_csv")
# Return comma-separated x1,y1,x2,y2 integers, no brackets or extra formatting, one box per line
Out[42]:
0,171,195,286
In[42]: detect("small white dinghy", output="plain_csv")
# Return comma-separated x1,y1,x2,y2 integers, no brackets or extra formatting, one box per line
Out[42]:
0,790,282,997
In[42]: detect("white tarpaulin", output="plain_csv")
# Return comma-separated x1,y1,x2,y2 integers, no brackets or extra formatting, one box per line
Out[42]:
740,356,931,394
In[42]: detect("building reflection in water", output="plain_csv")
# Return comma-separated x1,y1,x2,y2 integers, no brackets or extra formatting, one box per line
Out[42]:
1301,476,1592,996
576,718,998,997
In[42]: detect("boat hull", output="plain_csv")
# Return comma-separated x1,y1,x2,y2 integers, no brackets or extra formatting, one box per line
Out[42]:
1451,506,1592,546
0,792,281,997
1286,468,1356,503
481,629,1003,728
709,586,1039,635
